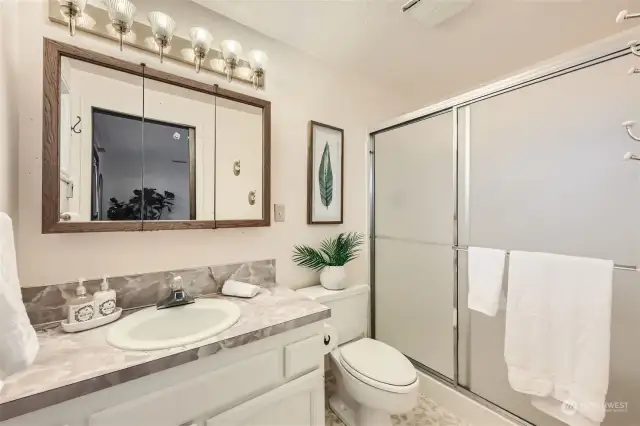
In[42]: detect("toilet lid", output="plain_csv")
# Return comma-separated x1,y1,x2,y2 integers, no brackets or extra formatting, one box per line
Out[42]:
339,338,417,386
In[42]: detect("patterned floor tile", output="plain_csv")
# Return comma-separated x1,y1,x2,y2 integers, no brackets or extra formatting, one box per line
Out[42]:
325,376,469,426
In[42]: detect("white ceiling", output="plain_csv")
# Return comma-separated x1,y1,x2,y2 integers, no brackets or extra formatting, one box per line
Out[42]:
195,0,637,109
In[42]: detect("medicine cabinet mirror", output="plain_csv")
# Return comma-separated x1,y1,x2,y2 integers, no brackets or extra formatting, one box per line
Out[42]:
43,39,270,233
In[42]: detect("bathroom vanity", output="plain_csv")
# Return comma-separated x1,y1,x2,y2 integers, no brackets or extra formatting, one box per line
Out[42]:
0,286,329,426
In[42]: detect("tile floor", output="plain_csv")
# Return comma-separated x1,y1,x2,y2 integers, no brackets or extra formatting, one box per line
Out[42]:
325,375,469,426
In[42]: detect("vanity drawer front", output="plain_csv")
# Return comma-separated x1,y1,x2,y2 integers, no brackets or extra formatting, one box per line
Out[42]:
284,335,324,379
89,350,281,426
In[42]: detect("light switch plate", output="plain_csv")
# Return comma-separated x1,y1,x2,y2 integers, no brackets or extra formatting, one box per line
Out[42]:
274,204,285,222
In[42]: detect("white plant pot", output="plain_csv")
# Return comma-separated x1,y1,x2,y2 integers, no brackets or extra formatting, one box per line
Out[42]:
320,266,346,290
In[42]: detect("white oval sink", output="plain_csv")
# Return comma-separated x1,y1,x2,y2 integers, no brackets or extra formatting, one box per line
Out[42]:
107,299,241,351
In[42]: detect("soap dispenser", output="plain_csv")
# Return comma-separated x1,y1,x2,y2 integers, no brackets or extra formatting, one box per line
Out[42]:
68,278,95,323
94,276,117,317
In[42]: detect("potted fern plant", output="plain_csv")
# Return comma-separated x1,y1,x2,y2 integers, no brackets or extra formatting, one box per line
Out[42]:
292,232,364,290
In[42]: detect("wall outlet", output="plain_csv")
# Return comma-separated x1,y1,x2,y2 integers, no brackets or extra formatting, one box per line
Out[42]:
274,204,285,222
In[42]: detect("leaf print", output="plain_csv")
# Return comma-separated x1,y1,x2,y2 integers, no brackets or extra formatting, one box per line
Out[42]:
318,142,333,208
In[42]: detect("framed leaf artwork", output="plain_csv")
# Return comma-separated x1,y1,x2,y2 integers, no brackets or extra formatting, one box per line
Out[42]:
307,121,344,224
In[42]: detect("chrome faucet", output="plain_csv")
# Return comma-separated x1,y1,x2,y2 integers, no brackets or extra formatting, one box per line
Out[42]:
156,273,195,309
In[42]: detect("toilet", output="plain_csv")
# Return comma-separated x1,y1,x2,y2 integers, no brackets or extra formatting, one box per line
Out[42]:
297,284,419,426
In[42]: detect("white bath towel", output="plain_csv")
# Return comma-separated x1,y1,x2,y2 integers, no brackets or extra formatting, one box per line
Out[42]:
505,251,613,426
222,280,260,298
467,247,506,316
0,213,39,392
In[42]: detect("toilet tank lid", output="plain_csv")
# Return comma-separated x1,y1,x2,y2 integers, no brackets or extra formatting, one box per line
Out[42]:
296,284,369,303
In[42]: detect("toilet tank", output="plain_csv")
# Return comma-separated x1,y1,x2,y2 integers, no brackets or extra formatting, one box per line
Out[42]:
296,284,369,345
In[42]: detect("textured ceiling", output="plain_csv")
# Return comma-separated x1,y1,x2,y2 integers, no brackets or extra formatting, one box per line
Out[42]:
195,0,637,108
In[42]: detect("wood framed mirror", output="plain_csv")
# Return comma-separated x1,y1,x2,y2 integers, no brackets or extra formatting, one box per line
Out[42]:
42,38,270,233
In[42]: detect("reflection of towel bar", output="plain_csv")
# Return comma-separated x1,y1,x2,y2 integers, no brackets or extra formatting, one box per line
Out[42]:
453,246,637,272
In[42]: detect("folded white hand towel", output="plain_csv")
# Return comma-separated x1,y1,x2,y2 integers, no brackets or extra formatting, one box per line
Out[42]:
222,280,260,298
0,213,39,392
467,247,506,316
505,251,613,426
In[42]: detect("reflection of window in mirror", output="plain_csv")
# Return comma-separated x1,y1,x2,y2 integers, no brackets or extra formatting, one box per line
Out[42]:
143,79,215,221
91,109,195,221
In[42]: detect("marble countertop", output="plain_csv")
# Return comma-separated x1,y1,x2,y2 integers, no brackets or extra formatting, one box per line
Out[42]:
0,285,330,421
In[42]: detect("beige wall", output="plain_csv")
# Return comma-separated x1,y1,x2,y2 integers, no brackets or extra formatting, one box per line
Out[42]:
0,0,19,221
16,0,410,288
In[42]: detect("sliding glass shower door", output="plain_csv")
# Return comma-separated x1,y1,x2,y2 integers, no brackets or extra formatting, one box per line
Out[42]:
373,111,455,380
372,49,640,426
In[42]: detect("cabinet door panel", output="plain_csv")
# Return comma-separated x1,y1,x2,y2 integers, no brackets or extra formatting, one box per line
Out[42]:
59,57,143,224
89,350,281,426
215,98,264,221
206,370,324,426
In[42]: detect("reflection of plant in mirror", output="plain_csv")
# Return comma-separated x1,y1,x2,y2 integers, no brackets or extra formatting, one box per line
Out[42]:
107,188,175,220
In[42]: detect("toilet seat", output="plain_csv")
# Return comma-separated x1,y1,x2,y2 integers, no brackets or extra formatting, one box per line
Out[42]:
338,338,417,394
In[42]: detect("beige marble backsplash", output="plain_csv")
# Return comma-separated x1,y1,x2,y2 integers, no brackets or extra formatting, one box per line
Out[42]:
21,260,276,325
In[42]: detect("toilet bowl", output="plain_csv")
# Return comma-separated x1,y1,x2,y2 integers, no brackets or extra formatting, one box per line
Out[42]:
329,338,419,426
296,284,419,426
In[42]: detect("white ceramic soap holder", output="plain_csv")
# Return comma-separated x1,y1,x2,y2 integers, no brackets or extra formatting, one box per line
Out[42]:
61,308,123,333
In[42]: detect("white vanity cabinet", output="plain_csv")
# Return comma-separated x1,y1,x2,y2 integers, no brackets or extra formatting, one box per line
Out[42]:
1,323,326,426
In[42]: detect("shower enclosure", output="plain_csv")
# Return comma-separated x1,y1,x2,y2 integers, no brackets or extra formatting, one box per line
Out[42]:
370,42,640,426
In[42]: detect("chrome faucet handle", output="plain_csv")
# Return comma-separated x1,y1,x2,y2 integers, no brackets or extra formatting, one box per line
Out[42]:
156,273,195,310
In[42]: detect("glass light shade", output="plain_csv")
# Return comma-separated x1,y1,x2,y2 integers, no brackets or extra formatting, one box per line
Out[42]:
220,40,242,61
148,11,176,40
190,27,213,51
248,50,268,71
106,24,136,43
105,0,136,25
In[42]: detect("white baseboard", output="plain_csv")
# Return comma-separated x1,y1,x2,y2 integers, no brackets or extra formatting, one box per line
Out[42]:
418,371,520,426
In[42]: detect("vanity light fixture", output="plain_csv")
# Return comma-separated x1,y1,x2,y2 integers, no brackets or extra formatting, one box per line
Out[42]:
248,50,268,90
189,27,213,73
58,0,87,36
104,0,136,51
148,11,176,63
220,39,242,82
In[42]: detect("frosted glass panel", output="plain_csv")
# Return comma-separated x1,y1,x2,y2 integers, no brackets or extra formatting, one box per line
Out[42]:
467,54,640,265
375,239,453,379
459,53,640,426
375,112,454,244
